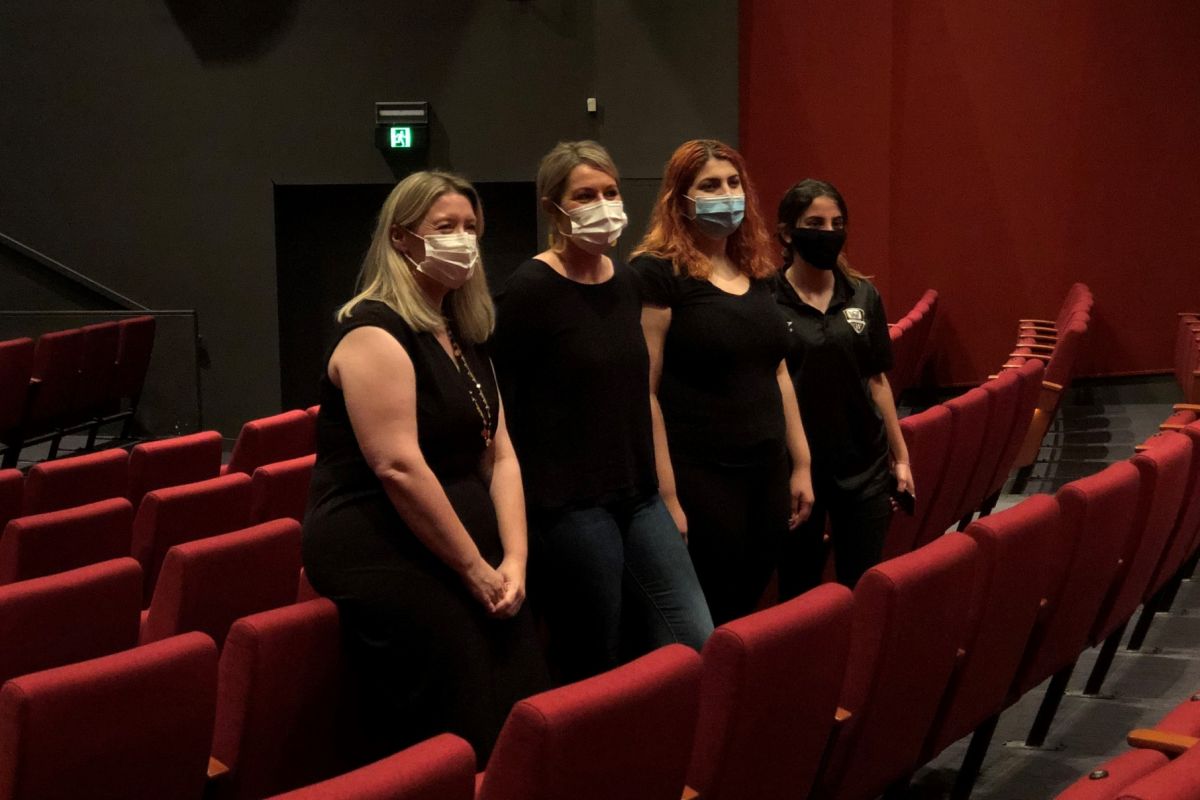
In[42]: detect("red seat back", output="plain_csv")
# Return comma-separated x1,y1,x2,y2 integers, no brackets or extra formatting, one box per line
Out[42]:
130,473,252,604
882,404,952,558
1106,742,1200,800
74,321,120,415
988,359,1045,499
24,328,85,427
112,315,156,403
264,735,476,800
479,645,702,800
1143,421,1200,599
127,431,223,508
688,583,853,800
0,338,34,434
249,454,316,525
142,519,302,648
213,599,359,800
0,632,217,800
1014,462,1141,696
925,496,1058,757
1092,432,1193,645
922,387,990,544
959,370,1022,520
225,410,317,476
0,497,134,585
0,558,142,686
22,447,129,515
822,534,978,800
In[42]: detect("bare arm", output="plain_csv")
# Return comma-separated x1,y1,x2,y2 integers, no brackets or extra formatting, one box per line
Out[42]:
776,360,814,528
868,373,913,494
641,305,687,539
482,398,528,617
330,326,505,612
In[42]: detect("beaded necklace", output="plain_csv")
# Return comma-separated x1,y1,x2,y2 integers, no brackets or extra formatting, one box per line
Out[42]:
445,328,494,448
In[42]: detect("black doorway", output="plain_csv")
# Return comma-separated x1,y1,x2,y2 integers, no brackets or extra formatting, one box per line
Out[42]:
275,181,537,411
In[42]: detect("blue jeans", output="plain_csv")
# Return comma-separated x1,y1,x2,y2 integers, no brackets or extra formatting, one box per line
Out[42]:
531,492,714,683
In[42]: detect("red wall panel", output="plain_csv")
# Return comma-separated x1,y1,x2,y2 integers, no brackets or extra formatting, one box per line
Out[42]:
741,1,1200,385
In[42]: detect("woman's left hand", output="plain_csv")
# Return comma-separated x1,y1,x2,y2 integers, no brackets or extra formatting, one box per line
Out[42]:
788,465,814,530
491,557,527,619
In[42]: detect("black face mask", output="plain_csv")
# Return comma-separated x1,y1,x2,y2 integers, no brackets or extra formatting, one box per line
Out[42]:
790,227,846,270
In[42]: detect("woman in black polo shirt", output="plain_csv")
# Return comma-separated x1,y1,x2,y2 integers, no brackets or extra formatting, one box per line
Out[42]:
774,179,912,596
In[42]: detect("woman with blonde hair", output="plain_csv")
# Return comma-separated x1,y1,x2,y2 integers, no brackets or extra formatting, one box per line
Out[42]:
631,139,814,625
492,141,712,682
303,170,547,761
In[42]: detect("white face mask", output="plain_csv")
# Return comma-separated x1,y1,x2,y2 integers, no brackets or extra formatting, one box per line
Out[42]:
556,198,628,254
404,230,479,289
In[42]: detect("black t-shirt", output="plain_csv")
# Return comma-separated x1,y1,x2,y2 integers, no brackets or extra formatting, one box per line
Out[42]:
774,269,892,490
631,254,788,466
492,258,657,510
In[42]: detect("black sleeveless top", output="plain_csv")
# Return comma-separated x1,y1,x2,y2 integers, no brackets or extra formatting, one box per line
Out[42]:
304,300,500,562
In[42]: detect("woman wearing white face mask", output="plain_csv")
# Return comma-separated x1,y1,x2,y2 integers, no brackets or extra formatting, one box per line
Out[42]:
303,170,548,762
630,140,815,626
492,141,713,682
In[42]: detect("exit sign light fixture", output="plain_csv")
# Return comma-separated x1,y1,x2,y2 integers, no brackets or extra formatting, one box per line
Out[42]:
375,101,429,158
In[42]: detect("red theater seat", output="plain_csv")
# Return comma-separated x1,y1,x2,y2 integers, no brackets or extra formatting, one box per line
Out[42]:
140,519,302,648
110,315,156,427
21,447,129,515
0,632,217,800
1011,461,1141,746
820,533,978,800
957,369,1022,528
1082,432,1193,695
0,497,134,585
981,359,1045,512
223,410,316,477
265,735,476,800
881,404,952,558
687,583,853,800
212,599,360,800
0,338,35,463
478,645,702,800
919,386,989,546
130,473,252,604
127,431,224,508
22,328,85,433
0,558,142,686
249,454,315,524
73,321,120,421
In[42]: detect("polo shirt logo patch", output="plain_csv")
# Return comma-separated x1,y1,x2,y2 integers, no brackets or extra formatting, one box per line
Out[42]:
843,307,867,334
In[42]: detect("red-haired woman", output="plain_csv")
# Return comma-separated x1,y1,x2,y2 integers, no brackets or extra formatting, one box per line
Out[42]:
630,139,814,624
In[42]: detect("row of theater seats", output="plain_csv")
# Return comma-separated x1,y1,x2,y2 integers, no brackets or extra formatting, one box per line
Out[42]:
1003,282,1095,492
1175,312,1199,404
0,316,157,468
887,288,938,401
6,405,1193,800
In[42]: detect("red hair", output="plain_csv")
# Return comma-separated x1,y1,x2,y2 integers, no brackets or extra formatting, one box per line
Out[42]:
631,139,776,280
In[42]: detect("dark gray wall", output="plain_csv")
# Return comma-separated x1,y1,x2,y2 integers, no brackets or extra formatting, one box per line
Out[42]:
0,0,737,435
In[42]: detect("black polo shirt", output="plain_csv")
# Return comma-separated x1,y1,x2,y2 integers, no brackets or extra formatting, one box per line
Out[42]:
774,269,893,492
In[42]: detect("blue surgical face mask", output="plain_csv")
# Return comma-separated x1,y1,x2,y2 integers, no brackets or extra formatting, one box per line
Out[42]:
686,194,745,239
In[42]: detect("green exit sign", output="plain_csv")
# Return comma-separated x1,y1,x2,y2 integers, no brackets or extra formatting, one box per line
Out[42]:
388,126,413,149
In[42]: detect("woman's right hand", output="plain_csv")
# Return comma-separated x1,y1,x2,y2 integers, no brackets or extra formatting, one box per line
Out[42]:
664,494,689,544
462,558,507,613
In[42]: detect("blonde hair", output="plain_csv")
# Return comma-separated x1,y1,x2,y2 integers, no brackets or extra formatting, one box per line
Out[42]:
536,141,620,252
337,171,495,343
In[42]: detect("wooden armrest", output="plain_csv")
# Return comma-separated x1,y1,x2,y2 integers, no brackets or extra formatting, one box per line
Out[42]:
1160,423,1186,431
1174,404,1200,412
682,787,700,800
1042,380,1064,392
1020,319,1056,326
835,707,852,724
208,757,230,780
1010,351,1050,362
1019,333,1059,342
1135,443,1149,452
1179,312,1200,317
1019,325,1057,335
1127,728,1199,756
1019,342,1056,352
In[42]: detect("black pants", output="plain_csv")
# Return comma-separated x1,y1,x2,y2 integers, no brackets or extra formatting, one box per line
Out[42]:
778,475,894,599
674,452,790,626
